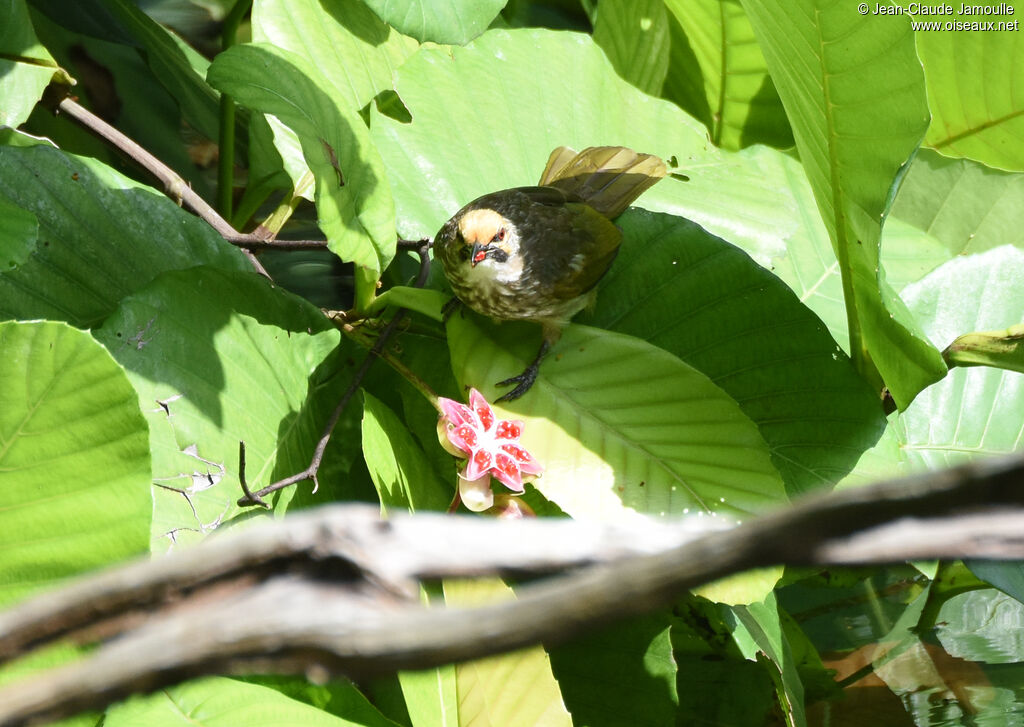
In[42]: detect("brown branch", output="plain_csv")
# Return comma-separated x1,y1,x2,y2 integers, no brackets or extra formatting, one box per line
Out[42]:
1,454,1024,725
52,94,328,259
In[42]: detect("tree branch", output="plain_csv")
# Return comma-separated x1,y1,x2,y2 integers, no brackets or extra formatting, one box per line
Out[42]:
1,454,1024,725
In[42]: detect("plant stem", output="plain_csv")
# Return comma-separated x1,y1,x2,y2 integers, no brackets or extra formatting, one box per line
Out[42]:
216,0,252,220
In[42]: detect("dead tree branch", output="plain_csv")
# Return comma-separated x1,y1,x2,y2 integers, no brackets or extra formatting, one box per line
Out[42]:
1,454,1023,725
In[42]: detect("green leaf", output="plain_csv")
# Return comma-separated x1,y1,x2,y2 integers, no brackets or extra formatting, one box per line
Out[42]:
360,0,507,44
894,245,1024,468
0,145,249,327
548,614,677,727
936,589,1024,664
252,0,418,111
731,594,806,727
362,391,452,513
0,195,37,271
208,44,396,285
447,313,786,521
583,210,884,497
369,28,713,240
93,267,352,551
844,245,1024,482
883,148,1024,291
0,321,150,607
919,3,1024,172
104,676,376,726
0,0,58,128
741,0,946,409
443,579,571,727
398,665,458,727
238,676,402,727
662,0,792,149
592,0,670,97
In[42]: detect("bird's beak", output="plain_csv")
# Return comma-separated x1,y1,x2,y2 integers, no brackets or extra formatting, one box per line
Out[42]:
470,242,489,267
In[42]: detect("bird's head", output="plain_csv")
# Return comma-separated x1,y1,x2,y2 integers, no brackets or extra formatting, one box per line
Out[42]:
456,208,518,270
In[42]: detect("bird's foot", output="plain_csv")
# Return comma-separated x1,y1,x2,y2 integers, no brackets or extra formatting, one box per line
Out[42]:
441,297,462,323
494,363,540,403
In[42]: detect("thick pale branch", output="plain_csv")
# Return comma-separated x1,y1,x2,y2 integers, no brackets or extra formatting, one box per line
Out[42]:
1,454,1023,725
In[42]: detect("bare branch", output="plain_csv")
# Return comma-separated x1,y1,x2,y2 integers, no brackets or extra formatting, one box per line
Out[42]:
1,454,1023,725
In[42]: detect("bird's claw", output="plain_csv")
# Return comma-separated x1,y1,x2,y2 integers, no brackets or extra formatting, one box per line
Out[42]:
441,297,462,323
494,366,539,402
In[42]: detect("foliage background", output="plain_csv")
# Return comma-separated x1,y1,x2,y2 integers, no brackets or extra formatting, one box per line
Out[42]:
1,0,1023,724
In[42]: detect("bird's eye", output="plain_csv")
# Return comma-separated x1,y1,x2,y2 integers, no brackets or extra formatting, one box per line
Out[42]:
492,228,505,243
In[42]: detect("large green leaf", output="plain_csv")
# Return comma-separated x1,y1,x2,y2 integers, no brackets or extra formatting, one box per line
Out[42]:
842,244,1024,485
208,44,396,287
592,0,669,97
443,579,571,727
548,614,677,727
0,321,150,607
731,595,806,727
894,245,1024,469
741,0,946,408
0,195,36,270
93,267,353,551
360,0,506,44
252,0,418,111
918,2,1024,172
582,210,884,497
0,0,58,129
662,0,792,149
883,149,1024,290
104,676,378,726
369,28,713,241
361,391,452,513
447,313,786,522
0,145,249,327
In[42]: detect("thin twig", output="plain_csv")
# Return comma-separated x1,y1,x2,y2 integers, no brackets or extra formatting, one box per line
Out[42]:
52,95,327,260
236,240,433,506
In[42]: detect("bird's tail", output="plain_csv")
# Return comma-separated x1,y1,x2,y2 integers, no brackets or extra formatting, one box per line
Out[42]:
537,146,667,219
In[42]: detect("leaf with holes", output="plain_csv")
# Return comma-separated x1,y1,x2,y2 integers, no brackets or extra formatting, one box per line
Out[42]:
446,313,786,522
0,321,150,608
93,267,355,551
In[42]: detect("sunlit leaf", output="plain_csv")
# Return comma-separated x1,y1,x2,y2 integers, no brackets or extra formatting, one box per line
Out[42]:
104,676,377,726
93,267,354,551
742,0,946,409
362,391,452,513
0,0,58,129
209,44,395,286
0,321,150,607
662,0,791,149
361,0,506,44
443,579,571,727
918,3,1024,172
447,313,786,522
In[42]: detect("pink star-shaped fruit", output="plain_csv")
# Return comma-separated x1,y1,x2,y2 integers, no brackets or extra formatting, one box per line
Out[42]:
437,388,543,510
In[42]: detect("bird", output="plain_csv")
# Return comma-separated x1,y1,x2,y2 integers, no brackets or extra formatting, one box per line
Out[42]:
433,145,667,401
